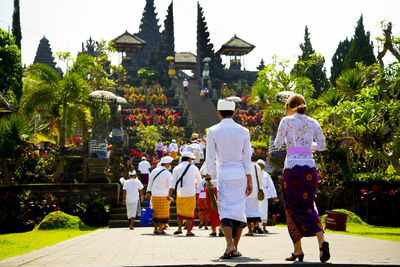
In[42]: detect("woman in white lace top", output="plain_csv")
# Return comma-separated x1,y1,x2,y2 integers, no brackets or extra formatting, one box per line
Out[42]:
274,94,330,263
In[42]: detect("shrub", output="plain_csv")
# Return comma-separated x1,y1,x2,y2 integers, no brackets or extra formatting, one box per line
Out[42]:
18,190,60,231
75,193,110,227
37,210,87,230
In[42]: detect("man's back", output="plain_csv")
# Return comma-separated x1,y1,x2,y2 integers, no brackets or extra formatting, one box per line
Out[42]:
206,118,252,176
138,160,151,173
171,162,201,197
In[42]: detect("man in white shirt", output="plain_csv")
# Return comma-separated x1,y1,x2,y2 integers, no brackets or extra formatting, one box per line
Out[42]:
205,99,253,259
146,156,173,235
169,151,202,236
169,139,179,159
122,170,144,230
245,162,263,236
183,78,189,95
138,157,151,186
257,159,278,234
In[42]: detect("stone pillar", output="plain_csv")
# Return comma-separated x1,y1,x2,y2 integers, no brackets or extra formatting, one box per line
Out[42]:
87,116,109,183
110,108,124,182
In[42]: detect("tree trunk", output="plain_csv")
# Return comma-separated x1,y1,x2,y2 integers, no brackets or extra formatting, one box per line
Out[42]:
59,103,67,147
2,160,11,185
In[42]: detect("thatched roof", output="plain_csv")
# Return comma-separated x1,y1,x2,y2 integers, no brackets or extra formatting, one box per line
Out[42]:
217,34,255,55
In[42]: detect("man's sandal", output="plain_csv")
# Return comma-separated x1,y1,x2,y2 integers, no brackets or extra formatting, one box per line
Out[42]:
230,251,242,257
219,252,231,259
173,230,182,235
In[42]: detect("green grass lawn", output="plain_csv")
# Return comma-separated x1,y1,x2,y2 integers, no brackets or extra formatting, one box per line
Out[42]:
0,229,98,261
277,209,400,242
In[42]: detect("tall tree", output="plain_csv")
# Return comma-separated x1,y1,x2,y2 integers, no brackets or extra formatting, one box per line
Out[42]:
0,28,22,101
12,0,22,50
132,0,161,68
196,2,222,79
147,1,175,72
343,15,376,70
330,38,351,85
292,26,329,98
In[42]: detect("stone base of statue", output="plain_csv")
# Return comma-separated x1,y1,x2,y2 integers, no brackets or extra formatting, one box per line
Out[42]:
110,140,124,182
87,157,109,183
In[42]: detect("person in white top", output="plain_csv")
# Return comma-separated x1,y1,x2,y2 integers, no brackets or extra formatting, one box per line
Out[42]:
274,94,329,263
169,139,179,159
188,139,202,163
183,78,189,95
122,170,144,230
244,163,263,236
196,179,209,229
138,157,151,186
155,139,164,160
256,159,278,234
169,151,202,236
146,156,173,235
205,99,253,259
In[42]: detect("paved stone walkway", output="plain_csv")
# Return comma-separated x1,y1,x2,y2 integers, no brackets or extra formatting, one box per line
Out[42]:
1,226,400,267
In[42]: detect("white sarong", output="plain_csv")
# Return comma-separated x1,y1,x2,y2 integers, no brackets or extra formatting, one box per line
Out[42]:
245,197,261,219
217,178,247,223
258,198,269,223
126,201,138,219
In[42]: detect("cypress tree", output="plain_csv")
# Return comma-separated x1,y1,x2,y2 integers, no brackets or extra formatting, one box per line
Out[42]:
12,0,22,50
330,38,350,85
343,15,376,70
196,2,222,79
292,26,329,98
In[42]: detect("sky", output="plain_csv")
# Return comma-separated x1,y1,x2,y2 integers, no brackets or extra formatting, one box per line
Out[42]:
1,0,400,75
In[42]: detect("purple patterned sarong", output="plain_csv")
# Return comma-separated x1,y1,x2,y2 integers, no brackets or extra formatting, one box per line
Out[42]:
282,165,324,243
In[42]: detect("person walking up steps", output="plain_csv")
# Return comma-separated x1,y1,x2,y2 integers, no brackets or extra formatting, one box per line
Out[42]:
122,170,144,230
169,151,202,236
146,156,173,235
138,157,151,187
183,78,189,95
169,139,179,160
205,99,253,259
274,94,330,263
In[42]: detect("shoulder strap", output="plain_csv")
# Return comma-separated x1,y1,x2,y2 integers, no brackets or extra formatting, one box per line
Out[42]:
175,164,191,193
255,165,261,191
152,168,166,183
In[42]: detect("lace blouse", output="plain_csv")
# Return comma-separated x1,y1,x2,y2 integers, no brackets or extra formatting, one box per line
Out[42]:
274,113,326,169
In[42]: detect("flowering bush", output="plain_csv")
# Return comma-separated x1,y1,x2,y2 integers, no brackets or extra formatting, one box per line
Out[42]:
66,137,82,150
124,93,147,106
234,109,264,127
124,108,180,126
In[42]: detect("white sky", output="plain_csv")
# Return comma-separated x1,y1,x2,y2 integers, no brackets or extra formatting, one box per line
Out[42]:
1,0,399,75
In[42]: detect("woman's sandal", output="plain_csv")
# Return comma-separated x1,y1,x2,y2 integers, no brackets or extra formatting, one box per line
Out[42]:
173,230,182,235
320,241,330,262
219,252,232,259
285,253,304,262
244,233,254,236
209,232,217,236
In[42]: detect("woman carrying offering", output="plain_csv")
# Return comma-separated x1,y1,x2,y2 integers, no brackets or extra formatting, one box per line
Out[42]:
274,94,330,263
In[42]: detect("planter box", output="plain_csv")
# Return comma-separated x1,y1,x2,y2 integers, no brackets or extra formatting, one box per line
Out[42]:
325,210,348,231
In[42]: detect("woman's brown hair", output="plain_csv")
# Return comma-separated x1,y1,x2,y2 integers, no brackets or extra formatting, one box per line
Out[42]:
285,94,307,114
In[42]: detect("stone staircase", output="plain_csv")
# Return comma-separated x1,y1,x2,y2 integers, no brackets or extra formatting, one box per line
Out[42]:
109,160,204,228
183,79,220,134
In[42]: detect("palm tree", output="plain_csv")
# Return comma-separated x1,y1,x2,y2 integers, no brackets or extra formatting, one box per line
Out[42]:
335,69,366,100
0,114,33,185
21,63,91,147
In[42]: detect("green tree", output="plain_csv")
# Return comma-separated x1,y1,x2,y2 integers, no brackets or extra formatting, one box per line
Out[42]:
196,2,223,79
0,28,22,101
0,114,33,185
343,15,376,70
330,38,351,85
292,26,329,98
21,60,92,147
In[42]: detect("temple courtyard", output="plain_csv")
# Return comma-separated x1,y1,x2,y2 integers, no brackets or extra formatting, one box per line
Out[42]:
0,226,399,267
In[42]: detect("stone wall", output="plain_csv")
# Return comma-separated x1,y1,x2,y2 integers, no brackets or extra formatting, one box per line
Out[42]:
0,183,120,207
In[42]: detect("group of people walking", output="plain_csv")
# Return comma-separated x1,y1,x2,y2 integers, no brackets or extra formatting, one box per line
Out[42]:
122,94,330,263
